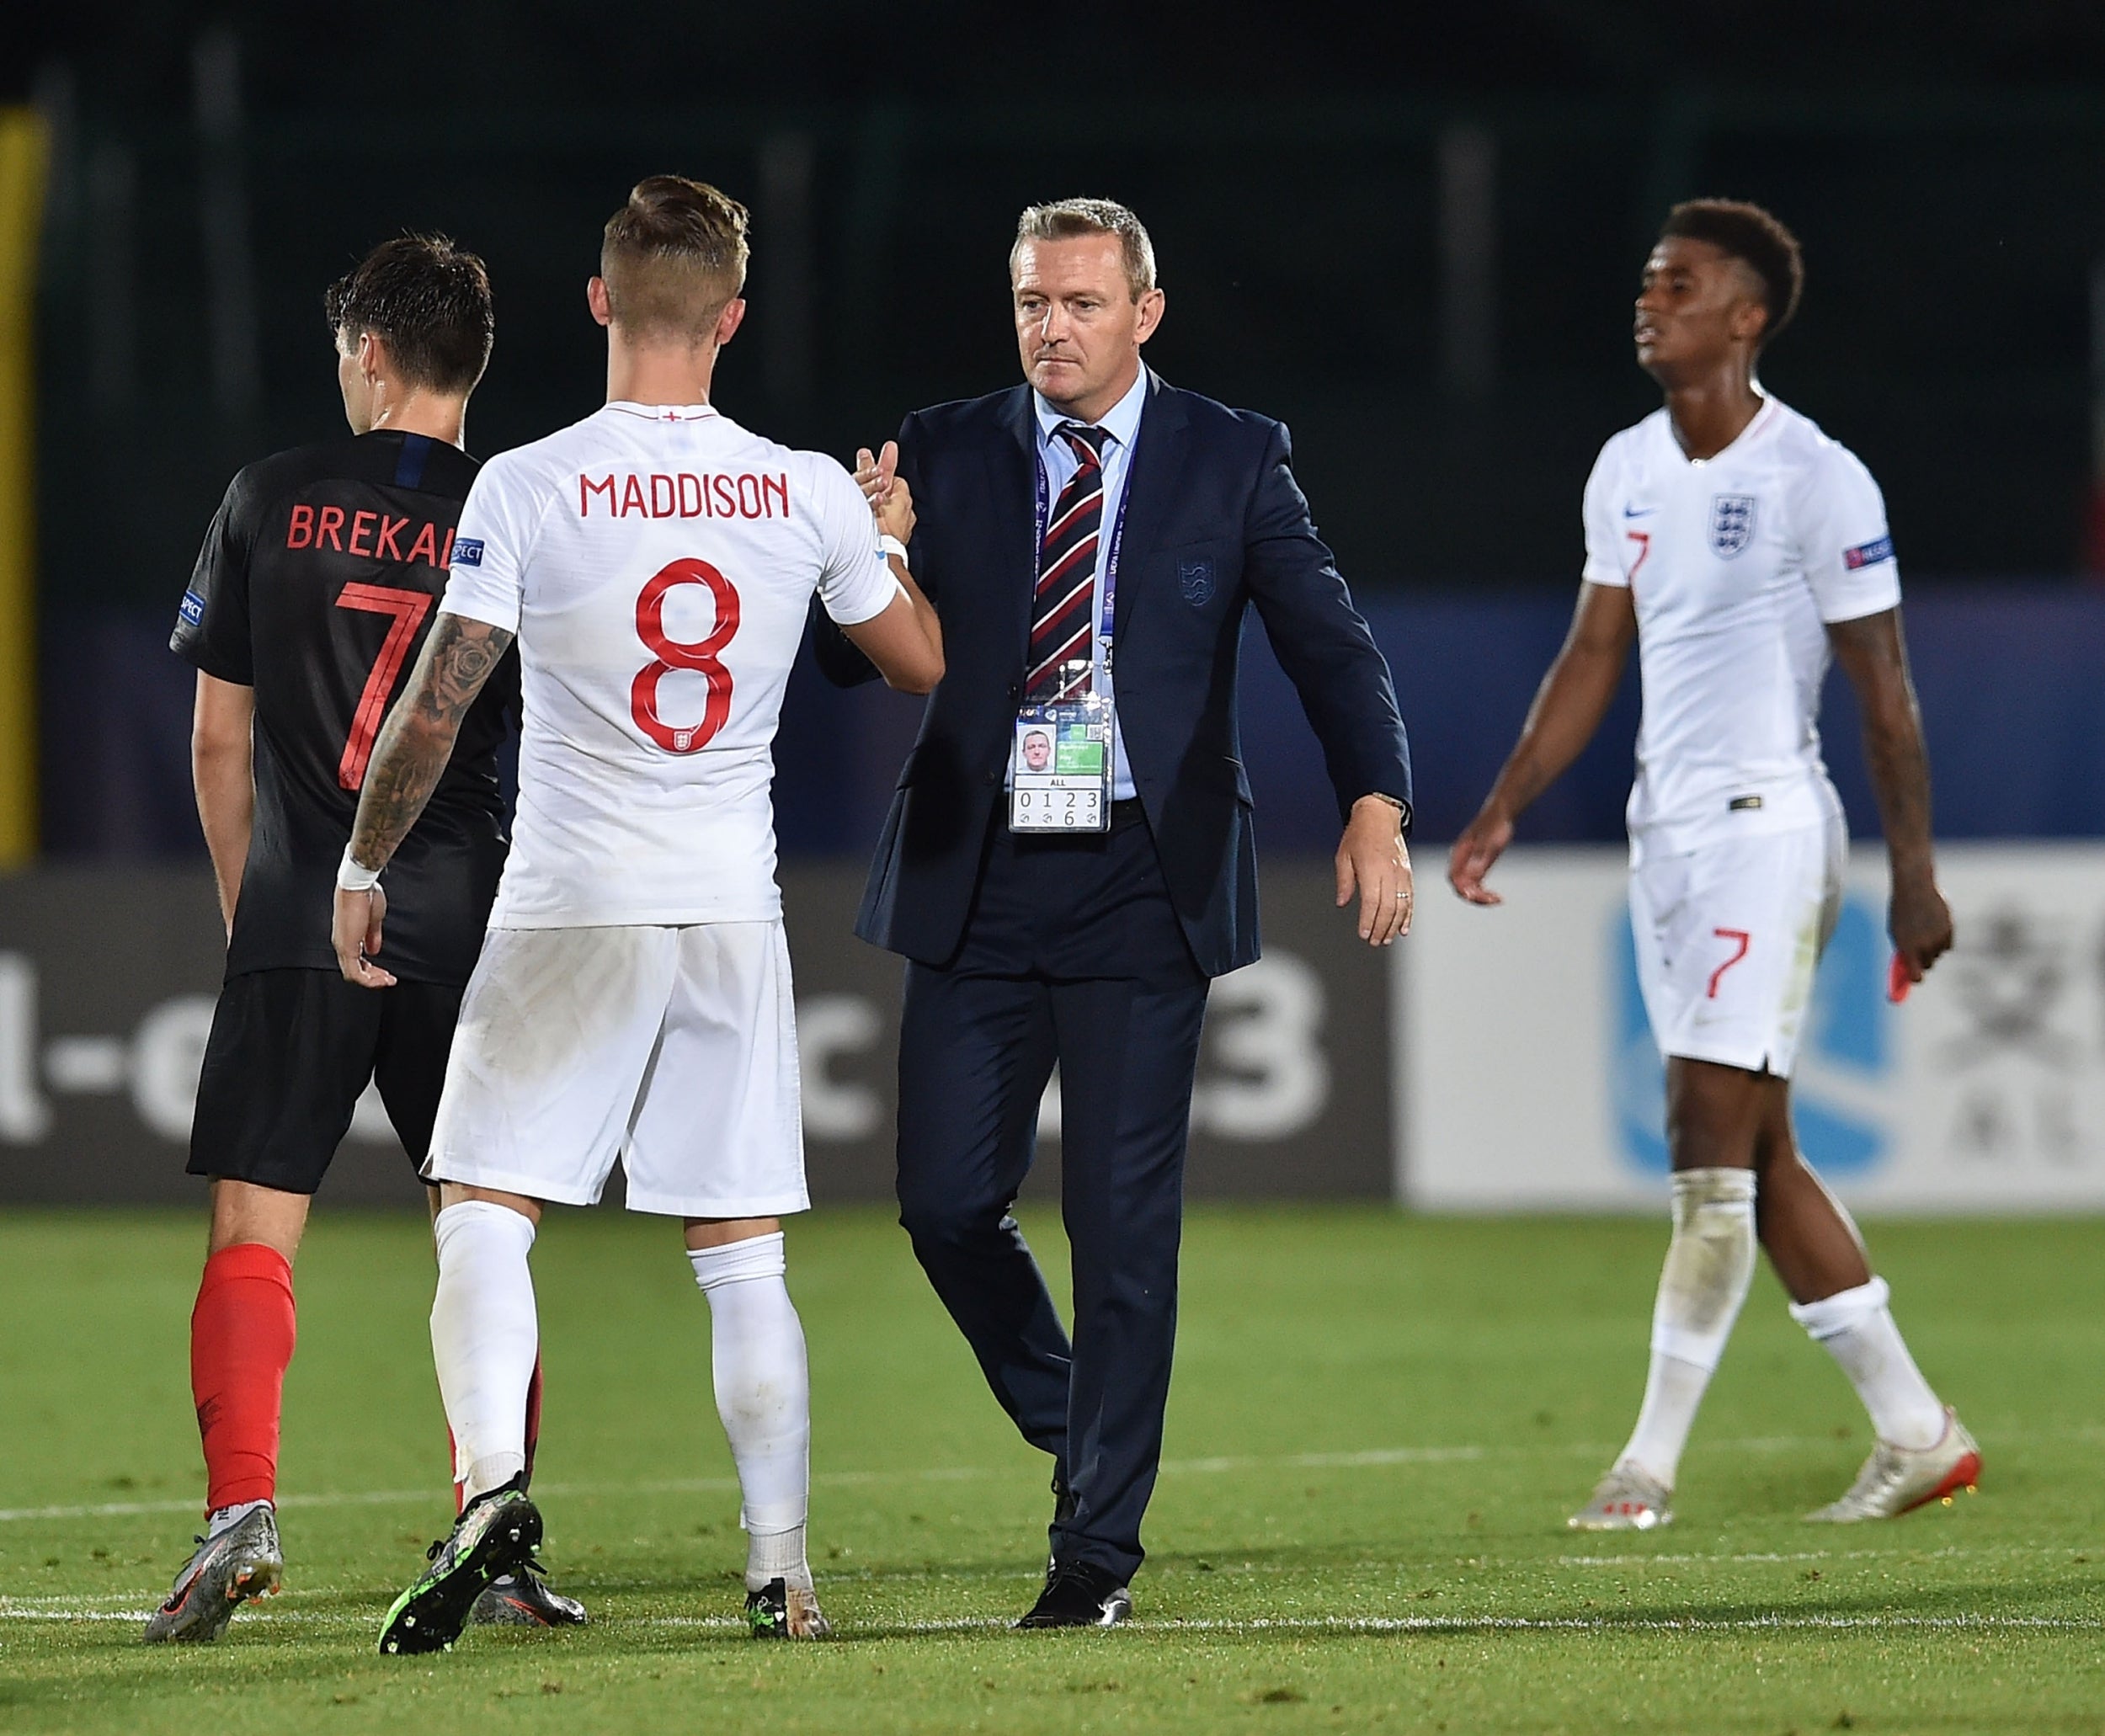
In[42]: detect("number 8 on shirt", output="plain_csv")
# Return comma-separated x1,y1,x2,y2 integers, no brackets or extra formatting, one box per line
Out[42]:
427,400,898,1214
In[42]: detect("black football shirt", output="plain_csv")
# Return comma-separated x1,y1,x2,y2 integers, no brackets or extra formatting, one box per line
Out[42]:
171,430,519,983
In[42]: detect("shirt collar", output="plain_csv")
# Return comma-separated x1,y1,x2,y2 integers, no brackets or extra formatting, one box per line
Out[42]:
1032,365,1149,453
605,400,720,423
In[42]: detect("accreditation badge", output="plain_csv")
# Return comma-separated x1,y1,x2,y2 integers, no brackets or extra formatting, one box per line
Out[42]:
1009,695,1114,833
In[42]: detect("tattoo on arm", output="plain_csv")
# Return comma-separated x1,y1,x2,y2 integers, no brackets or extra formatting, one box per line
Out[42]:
347,613,514,872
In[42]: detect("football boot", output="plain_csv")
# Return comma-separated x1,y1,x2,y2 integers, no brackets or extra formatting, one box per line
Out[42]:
470,1563,588,1628
1567,1462,1674,1531
142,1504,283,1643
1805,1409,1981,1523
379,1479,542,1655
744,1576,831,1639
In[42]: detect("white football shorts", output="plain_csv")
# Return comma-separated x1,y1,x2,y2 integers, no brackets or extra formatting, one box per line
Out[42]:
423,921,808,1217
1628,810,1846,1078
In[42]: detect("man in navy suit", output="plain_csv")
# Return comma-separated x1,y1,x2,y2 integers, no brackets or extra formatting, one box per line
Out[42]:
819,198,1414,1627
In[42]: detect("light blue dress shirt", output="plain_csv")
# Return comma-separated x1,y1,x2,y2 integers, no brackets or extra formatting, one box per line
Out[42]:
1032,365,1148,801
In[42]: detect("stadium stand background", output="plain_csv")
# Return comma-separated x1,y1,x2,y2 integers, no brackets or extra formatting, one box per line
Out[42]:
10,4,2105,857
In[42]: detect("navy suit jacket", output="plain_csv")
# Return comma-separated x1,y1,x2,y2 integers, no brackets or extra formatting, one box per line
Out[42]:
816,370,1411,979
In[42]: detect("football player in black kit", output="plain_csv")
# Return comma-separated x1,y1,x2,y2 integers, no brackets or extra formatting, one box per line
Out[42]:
147,237,583,1643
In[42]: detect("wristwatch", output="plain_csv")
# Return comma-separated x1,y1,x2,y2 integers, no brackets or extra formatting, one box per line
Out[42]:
1363,791,1414,835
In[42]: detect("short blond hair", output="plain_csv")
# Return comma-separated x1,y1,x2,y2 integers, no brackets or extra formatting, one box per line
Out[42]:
1011,198,1157,301
600,175,750,342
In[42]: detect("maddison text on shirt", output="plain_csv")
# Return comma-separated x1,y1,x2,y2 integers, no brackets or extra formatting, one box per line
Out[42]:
578,471,791,520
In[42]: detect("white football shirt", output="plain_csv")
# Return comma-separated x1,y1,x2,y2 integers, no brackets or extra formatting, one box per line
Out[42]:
1580,395,1901,857
441,401,899,926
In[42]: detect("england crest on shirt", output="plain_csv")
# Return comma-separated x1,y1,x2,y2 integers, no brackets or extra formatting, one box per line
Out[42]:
1709,493,1756,558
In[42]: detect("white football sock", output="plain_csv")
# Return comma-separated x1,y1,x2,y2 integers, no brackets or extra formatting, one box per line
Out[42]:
430,1201,539,1504
689,1233,812,1591
205,1498,270,1539
1619,1354,1712,1489
1789,1276,1948,1451
1617,1168,1758,1487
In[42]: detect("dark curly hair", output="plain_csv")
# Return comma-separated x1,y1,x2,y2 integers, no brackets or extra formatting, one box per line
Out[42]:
1660,199,1804,348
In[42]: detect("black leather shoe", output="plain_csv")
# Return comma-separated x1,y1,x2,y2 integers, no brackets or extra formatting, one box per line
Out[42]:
1015,1560,1132,1629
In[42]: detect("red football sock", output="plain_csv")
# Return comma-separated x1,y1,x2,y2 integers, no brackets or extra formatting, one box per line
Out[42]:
524,1352,544,1486
189,1243,297,1514
450,1350,543,1514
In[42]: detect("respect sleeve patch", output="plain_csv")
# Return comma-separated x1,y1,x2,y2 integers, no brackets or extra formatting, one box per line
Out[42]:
1843,535,1894,571
179,588,206,626
452,536,484,567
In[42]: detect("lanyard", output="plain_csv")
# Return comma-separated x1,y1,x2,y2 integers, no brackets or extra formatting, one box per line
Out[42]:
1034,439,1131,654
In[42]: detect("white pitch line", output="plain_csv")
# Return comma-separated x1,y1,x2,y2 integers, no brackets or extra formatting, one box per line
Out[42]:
0,1588,189,1620
647,1613,2102,1636
4,1605,2095,1637
0,1445,1483,1526
0,1435,1877,1527
0,1488,441,1525
1170,1446,1485,1474
1552,1544,2011,1568
0,1421,2060,1531
1127,1615,2099,1636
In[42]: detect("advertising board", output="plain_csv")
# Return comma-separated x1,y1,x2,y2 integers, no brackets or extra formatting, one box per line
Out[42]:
1403,844,2105,1213
0,863,1394,1205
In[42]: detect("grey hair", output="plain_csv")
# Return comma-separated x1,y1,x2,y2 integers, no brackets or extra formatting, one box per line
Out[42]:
1011,198,1157,299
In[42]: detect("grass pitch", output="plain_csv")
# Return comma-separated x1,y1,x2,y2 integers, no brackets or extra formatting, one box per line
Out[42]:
1,1205,2101,1734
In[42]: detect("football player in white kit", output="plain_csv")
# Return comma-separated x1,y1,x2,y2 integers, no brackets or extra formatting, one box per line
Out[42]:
1450,200,1979,1531
331,176,943,1650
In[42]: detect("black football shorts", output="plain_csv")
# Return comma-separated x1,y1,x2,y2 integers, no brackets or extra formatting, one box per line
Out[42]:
188,968,464,1194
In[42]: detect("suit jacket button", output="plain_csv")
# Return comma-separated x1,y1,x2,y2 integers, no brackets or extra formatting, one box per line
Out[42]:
983,769,999,786
1005,683,1019,700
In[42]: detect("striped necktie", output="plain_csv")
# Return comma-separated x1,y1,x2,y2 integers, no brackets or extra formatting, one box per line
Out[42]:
1026,422,1111,699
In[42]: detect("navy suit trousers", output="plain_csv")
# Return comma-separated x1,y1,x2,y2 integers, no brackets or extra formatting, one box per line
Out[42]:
893,805,1208,1583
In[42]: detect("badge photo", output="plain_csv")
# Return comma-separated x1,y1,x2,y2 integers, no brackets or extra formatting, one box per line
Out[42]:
1009,697,1114,833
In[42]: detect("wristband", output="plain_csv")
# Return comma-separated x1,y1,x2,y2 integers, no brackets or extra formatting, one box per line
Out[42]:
878,535,909,563
336,848,382,893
